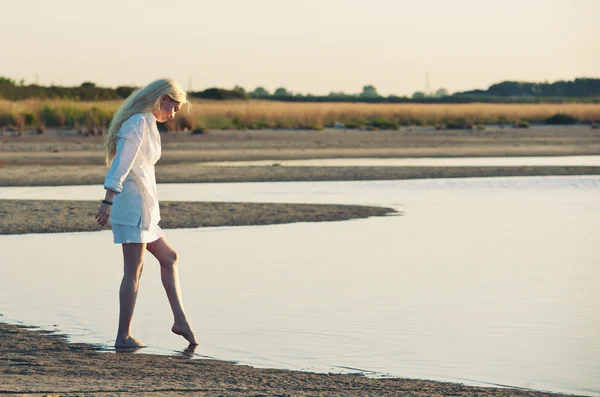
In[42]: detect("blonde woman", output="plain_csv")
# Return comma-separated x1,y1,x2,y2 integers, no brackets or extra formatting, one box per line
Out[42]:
95,79,198,348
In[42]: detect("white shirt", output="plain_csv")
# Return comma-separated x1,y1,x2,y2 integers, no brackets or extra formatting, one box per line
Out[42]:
104,113,161,230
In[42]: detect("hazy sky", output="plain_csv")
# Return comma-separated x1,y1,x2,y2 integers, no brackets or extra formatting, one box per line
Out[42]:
1,0,597,95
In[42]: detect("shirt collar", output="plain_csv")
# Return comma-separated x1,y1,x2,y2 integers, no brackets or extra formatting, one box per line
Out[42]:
147,112,157,123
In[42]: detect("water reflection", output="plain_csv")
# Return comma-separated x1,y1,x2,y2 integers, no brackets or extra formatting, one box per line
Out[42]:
0,176,599,396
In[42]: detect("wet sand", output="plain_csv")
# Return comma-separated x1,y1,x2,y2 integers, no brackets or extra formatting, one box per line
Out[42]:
0,323,579,397
0,163,599,186
0,200,395,235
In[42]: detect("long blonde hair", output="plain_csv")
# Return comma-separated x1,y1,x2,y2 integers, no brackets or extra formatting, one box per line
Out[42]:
104,78,187,165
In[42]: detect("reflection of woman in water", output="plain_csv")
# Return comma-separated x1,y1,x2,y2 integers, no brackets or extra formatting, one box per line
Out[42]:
95,79,197,348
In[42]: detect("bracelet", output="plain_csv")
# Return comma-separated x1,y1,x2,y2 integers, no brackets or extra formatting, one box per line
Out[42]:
102,200,113,206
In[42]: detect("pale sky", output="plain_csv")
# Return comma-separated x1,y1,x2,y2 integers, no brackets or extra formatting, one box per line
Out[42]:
0,0,597,96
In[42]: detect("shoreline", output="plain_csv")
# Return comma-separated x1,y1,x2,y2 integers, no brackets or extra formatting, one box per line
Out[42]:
1,164,599,187
0,322,579,397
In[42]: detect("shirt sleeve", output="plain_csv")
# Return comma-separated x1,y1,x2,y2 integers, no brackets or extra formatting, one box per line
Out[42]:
103,115,145,193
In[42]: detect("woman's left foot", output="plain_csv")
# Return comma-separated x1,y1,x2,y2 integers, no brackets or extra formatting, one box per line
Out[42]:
172,324,198,345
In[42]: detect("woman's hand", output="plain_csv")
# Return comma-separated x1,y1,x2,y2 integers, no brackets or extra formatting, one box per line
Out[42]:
95,201,112,227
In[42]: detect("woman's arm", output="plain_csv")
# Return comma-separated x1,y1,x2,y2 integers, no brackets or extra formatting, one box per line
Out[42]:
103,115,145,193
104,137,143,193
97,115,145,227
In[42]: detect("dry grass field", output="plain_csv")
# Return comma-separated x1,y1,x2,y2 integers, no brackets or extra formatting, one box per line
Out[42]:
1,99,599,131
188,101,600,129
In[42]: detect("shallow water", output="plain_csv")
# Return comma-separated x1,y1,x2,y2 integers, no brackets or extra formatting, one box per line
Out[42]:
201,155,600,167
1,176,599,396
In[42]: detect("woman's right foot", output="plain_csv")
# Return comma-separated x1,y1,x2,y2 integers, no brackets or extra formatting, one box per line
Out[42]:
115,335,146,348
172,324,198,346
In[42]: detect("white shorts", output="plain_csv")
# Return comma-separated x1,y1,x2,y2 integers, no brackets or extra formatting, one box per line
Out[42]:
112,224,165,244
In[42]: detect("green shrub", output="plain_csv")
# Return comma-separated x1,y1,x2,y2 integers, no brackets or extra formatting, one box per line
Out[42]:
36,123,47,135
57,106,77,127
445,118,470,129
24,112,36,125
273,119,294,129
369,117,399,130
81,106,111,128
0,113,15,127
250,120,269,130
343,120,362,129
203,118,235,130
39,105,67,127
192,127,207,134
231,116,246,130
513,120,530,128
498,116,510,125
545,113,578,125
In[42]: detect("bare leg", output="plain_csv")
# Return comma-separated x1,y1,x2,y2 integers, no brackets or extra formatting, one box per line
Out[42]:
115,243,146,348
147,237,198,345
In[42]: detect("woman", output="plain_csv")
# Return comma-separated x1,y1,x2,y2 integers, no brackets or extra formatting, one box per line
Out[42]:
95,79,198,348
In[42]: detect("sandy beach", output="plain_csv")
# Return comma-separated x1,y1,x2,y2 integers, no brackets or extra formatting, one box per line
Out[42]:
1,125,599,187
1,125,598,396
0,322,581,397
0,200,395,235
1,125,600,164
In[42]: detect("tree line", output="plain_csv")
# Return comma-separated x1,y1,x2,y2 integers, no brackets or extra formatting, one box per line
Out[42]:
1,77,599,103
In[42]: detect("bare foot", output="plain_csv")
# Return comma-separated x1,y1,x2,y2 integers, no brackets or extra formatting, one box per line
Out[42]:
115,335,146,348
172,324,198,345
180,343,198,358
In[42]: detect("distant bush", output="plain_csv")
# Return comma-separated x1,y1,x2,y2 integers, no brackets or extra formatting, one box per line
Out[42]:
513,120,530,128
0,113,15,127
231,116,246,130
445,118,471,129
369,117,399,130
498,116,510,126
343,120,363,129
177,115,195,131
24,112,36,125
79,106,111,129
39,106,66,127
545,113,578,125
191,88,247,100
246,119,269,130
159,119,177,133
36,123,47,135
115,86,136,98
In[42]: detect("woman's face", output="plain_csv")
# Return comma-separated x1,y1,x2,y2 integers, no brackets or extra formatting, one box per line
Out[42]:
155,95,182,123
